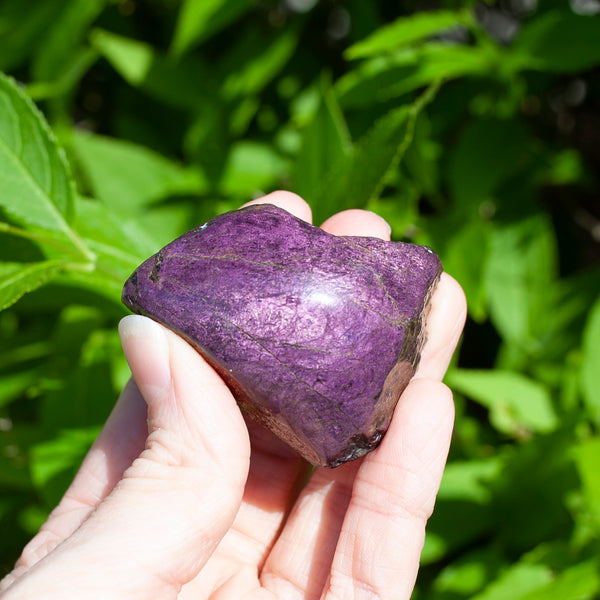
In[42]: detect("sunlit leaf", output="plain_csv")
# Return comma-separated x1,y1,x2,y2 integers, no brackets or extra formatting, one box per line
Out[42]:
470,563,553,600
30,427,99,487
71,131,207,215
438,457,504,504
0,260,69,311
442,221,491,322
485,216,558,352
432,547,505,597
338,43,491,107
90,29,152,85
30,426,100,506
572,437,600,529
312,81,439,222
293,77,352,206
171,0,255,57
421,458,502,563
38,307,120,433
542,149,586,187
221,28,298,99
219,141,289,196
519,559,600,600
346,9,467,59
580,299,600,423
64,197,159,301
0,73,91,260
0,369,39,409
447,369,558,436
137,203,198,250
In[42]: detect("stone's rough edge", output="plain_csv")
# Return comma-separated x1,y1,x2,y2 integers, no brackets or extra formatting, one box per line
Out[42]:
350,266,441,467
407,263,442,371
327,430,385,468
121,204,443,468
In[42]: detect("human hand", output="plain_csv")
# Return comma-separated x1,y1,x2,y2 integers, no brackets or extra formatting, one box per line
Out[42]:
0,191,467,600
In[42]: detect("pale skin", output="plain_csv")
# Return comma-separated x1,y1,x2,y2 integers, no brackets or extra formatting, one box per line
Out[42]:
0,191,467,600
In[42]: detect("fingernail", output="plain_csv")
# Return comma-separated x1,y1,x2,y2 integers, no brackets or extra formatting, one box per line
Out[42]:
366,210,392,237
119,315,172,399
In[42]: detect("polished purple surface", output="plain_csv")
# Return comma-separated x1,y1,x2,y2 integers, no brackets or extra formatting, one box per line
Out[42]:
122,204,442,467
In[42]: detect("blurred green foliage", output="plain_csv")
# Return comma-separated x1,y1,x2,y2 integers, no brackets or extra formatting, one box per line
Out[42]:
1,0,599,596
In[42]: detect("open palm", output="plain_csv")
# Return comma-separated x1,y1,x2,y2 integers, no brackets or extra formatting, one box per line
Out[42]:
1,192,466,600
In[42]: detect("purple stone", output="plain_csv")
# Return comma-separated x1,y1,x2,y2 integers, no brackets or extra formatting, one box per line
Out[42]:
122,204,442,467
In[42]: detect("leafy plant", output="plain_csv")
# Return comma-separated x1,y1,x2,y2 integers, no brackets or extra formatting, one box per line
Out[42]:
1,1,599,597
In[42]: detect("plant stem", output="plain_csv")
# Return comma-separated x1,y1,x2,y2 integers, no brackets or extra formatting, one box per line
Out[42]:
369,78,443,204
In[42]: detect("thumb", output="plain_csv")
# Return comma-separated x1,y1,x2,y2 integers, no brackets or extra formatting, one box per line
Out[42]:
119,314,250,490
7,316,251,600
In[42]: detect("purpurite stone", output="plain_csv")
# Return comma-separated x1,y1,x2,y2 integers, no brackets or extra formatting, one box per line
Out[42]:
122,204,442,467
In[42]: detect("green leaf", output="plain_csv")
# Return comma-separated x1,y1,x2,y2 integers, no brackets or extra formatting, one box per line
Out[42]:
484,216,558,353
90,29,152,86
365,190,420,240
519,559,600,600
0,0,67,71
402,114,441,197
313,105,408,221
39,307,120,432
292,78,352,206
30,426,100,506
71,131,207,215
26,48,99,102
447,369,558,436
542,149,586,187
0,73,90,260
492,432,579,552
219,141,289,196
572,437,600,529
66,197,158,301
580,299,600,423
470,563,554,600
442,221,491,322
446,117,534,217
90,29,214,110
438,457,503,504
75,197,157,261
432,546,504,598
31,0,104,84
509,10,600,74
338,43,491,108
0,369,39,409
432,547,505,597
0,260,68,311
312,81,439,222
0,443,31,489
421,458,502,563
17,505,49,537
346,9,467,59
221,28,298,99
138,203,198,250
171,0,255,57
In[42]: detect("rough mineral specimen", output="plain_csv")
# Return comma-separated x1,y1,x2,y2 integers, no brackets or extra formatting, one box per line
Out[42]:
122,204,442,467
